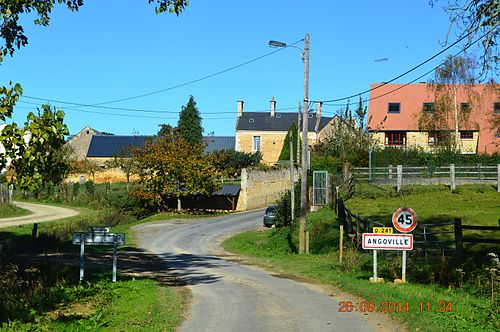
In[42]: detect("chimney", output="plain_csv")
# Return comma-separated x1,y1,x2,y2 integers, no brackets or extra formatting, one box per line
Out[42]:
270,96,276,117
237,100,244,117
314,102,323,132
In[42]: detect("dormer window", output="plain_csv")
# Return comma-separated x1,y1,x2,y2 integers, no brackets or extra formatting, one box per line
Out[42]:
276,113,281,118
308,113,314,118
248,118,254,123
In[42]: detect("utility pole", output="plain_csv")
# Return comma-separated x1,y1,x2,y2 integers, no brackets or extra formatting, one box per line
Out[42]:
299,33,310,254
289,134,295,221
297,101,301,165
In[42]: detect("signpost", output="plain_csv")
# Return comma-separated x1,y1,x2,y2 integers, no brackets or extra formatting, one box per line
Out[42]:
72,227,125,282
364,207,417,283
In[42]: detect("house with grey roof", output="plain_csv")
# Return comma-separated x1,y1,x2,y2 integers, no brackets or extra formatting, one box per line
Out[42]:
235,98,337,164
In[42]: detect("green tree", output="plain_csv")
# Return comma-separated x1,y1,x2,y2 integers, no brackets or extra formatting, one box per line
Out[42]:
178,96,203,145
278,122,300,163
211,150,262,177
418,54,478,152
134,131,219,210
431,0,499,77
0,105,69,193
106,147,139,190
355,95,367,130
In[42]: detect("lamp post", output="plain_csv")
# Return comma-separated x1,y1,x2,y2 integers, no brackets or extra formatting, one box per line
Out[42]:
269,34,309,254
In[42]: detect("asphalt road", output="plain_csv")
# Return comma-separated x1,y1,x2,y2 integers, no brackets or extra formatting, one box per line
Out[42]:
134,210,401,332
0,201,79,228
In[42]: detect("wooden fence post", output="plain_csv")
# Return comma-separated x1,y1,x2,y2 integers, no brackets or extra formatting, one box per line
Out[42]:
450,164,456,191
454,218,463,262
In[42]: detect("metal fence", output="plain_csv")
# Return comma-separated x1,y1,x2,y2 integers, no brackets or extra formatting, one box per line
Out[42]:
312,171,328,206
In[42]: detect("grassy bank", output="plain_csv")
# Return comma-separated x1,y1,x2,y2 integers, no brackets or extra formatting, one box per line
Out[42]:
0,199,194,330
223,184,500,332
0,204,31,219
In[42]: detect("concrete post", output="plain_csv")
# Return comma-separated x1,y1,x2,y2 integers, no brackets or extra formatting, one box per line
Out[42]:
497,165,500,193
397,165,403,192
388,165,393,179
450,164,456,191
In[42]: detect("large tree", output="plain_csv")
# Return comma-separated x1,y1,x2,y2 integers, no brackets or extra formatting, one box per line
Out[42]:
418,54,478,152
178,95,203,146
0,105,69,193
134,131,219,210
431,0,499,77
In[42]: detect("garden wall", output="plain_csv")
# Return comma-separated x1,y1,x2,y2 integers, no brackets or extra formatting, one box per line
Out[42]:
236,167,299,211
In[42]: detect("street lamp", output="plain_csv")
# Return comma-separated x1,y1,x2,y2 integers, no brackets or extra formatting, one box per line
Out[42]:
269,34,310,254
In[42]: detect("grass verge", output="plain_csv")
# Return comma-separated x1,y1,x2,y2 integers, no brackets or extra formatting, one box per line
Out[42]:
0,203,31,219
223,229,499,332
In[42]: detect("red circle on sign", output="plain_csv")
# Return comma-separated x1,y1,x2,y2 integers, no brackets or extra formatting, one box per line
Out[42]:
392,207,418,233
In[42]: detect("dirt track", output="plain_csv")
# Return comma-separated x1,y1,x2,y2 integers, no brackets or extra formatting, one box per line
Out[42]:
0,201,80,228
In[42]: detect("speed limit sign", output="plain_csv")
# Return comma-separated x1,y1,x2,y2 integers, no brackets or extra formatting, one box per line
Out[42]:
392,207,418,233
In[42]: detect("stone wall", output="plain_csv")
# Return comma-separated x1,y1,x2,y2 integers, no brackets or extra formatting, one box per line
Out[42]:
236,167,299,211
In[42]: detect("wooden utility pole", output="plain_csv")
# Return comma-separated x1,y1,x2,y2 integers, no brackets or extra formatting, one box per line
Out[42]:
289,134,295,221
299,33,310,254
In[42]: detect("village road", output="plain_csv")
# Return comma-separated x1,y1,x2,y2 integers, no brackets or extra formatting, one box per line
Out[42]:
0,201,80,228
134,210,402,332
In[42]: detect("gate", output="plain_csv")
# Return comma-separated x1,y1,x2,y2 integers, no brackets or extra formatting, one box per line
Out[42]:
313,171,328,206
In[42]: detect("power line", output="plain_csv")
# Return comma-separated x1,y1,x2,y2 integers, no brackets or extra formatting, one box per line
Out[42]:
313,20,499,103
21,39,304,110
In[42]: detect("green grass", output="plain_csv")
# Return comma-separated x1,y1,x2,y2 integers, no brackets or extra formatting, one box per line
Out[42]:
0,203,31,219
223,185,500,332
223,229,499,332
1,276,185,331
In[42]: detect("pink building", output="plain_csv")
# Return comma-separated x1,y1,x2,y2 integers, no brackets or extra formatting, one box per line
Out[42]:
367,83,500,154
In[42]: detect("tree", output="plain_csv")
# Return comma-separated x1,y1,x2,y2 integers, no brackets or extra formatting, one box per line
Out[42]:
355,95,367,130
278,122,300,163
133,132,219,210
177,96,203,146
211,150,262,177
418,54,478,152
106,147,139,190
0,105,69,193
431,0,499,77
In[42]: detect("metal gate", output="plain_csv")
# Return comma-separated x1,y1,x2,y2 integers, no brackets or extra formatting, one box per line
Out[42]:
313,171,328,206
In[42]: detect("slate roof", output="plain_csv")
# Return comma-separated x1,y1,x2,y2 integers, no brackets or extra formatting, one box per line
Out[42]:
235,112,333,132
87,136,151,157
86,135,236,157
213,185,240,196
203,136,235,153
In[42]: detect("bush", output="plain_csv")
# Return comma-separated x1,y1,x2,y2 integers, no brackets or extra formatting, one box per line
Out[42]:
85,180,95,196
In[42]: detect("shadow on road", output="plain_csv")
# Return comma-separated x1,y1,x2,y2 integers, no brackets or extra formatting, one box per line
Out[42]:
157,252,228,285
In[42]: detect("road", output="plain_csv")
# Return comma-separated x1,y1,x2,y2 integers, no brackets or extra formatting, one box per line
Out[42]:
134,210,401,332
0,201,80,228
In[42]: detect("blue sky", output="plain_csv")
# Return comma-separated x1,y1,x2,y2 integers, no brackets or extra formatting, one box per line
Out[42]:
0,1,488,136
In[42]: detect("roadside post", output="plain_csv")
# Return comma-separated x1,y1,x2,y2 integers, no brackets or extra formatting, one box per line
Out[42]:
363,207,417,284
72,227,125,282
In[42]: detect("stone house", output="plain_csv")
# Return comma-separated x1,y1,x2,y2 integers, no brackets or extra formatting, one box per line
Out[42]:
367,83,500,154
235,98,338,164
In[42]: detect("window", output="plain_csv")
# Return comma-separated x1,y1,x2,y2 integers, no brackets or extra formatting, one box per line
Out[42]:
494,102,500,113
388,103,401,114
422,102,434,113
385,131,406,146
460,131,473,139
497,129,500,138
428,131,445,146
252,136,261,151
460,102,470,113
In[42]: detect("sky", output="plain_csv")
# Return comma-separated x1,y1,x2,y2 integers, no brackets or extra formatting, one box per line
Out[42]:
0,0,492,137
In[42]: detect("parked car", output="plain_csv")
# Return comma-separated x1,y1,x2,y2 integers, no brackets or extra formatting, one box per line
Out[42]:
263,205,277,227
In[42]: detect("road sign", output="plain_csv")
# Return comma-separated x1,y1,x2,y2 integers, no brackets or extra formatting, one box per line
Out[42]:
362,233,413,250
392,207,418,233
72,232,125,246
373,227,393,234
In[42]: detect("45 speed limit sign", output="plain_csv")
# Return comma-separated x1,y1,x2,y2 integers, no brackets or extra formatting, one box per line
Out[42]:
392,207,418,233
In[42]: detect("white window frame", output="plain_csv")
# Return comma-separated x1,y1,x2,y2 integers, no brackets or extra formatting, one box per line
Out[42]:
253,136,261,152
